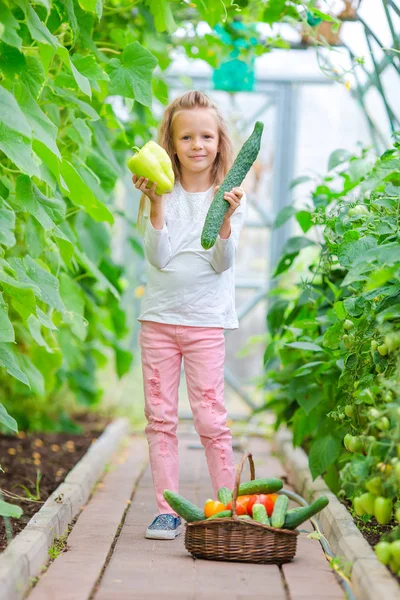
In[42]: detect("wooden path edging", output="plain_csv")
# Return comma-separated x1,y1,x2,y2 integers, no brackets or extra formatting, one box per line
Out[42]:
275,427,400,600
0,418,130,600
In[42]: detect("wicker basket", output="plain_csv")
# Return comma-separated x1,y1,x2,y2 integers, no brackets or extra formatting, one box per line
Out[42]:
185,452,299,564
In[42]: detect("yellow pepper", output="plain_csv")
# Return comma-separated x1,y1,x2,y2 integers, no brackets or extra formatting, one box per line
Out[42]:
127,141,174,195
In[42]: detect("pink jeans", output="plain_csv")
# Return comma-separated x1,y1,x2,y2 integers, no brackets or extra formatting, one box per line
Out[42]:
139,320,236,515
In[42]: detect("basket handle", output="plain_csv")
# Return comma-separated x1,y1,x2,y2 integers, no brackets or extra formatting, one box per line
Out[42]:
231,452,255,520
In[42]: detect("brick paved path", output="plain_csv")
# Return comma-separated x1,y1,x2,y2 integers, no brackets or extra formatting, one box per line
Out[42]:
28,427,344,600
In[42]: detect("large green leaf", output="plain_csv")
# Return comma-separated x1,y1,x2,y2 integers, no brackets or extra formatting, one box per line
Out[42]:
0,42,25,77
0,403,18,433
27,314,53,352
337,236,377,269
16,175,66,229
0,292,14,343
323,322,342,350
59,273,87,341
2,283,37,321
60,160,114,224
57,46,91,98
267,299,289,336
274,205,295,229
14,82,61,159
328,148,351,171
286,341,323,352
0,85,42,173
0,343,29,386
0,3,22,49
20,352,45,397
15,0,58,47
77,0,103,18
147,0,177,33
288,378,324,415
193,0,230,28
7,257,65,314
309,435,342,480
74,248,120,300
106,42,157,107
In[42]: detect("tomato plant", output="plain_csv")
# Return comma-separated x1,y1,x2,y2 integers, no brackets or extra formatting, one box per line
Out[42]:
261,143,400,557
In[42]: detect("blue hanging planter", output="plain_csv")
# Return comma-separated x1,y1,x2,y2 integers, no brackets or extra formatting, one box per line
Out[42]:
212,21,256,92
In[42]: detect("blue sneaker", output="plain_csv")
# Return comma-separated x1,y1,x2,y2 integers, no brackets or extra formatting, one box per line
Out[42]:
145,513,182,540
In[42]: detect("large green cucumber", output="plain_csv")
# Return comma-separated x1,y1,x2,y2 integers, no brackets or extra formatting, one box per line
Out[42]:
238,477,283,496
283,496,329,530
271,494,289,528
201,121,264,250
217,486,232,505
163,490,205,522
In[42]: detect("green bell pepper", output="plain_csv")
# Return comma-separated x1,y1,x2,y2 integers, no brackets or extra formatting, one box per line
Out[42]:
127,141,174,195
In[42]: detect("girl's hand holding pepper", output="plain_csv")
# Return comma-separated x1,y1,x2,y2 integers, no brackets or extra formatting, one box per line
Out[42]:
132,174,164,204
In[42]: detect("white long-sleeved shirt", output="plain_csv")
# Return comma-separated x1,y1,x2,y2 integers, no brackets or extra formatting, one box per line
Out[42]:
137,180,246,330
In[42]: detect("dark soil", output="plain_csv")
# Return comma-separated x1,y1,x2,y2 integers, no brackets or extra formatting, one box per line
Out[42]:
0,412,111,552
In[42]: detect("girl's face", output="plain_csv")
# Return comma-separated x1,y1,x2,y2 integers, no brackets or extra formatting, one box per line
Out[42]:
172,108,219,176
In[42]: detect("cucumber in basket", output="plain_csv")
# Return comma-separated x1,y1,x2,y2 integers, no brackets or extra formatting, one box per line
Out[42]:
283,496,329,530
217,486,233,505
252,503,270,525
208,510,232,520
238,477,283,495
271,494,289,528
164,490,205,522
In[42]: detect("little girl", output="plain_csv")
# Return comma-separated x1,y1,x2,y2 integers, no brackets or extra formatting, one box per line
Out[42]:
132,90,246,540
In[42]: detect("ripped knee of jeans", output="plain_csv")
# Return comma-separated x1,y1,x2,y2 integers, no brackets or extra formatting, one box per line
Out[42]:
148,415,165,432
148,368,161,405
201,388,217,414
146,417,170,457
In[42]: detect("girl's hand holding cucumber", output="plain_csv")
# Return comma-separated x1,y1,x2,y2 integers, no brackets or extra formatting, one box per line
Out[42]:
214,185,244,220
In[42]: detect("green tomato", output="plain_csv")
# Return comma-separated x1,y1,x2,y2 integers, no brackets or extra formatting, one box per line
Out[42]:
366,477,383,496
378,343,388,356
382,391,393,403
374,497,393,525
370,340,379,351
359,492,376,514
368,407,380,420
375,541,392,565
343,319,354,331
376,416,390,431
396,507,400,524
348,205,369,217
391,540,400,564
344,434,363,453
353,496,365,516
344,405,354,418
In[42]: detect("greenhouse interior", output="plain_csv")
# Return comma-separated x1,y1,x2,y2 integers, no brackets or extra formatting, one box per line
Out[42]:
0,1,400,599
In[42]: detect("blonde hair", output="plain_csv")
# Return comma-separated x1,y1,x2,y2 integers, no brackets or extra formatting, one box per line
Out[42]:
137,90,233,231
